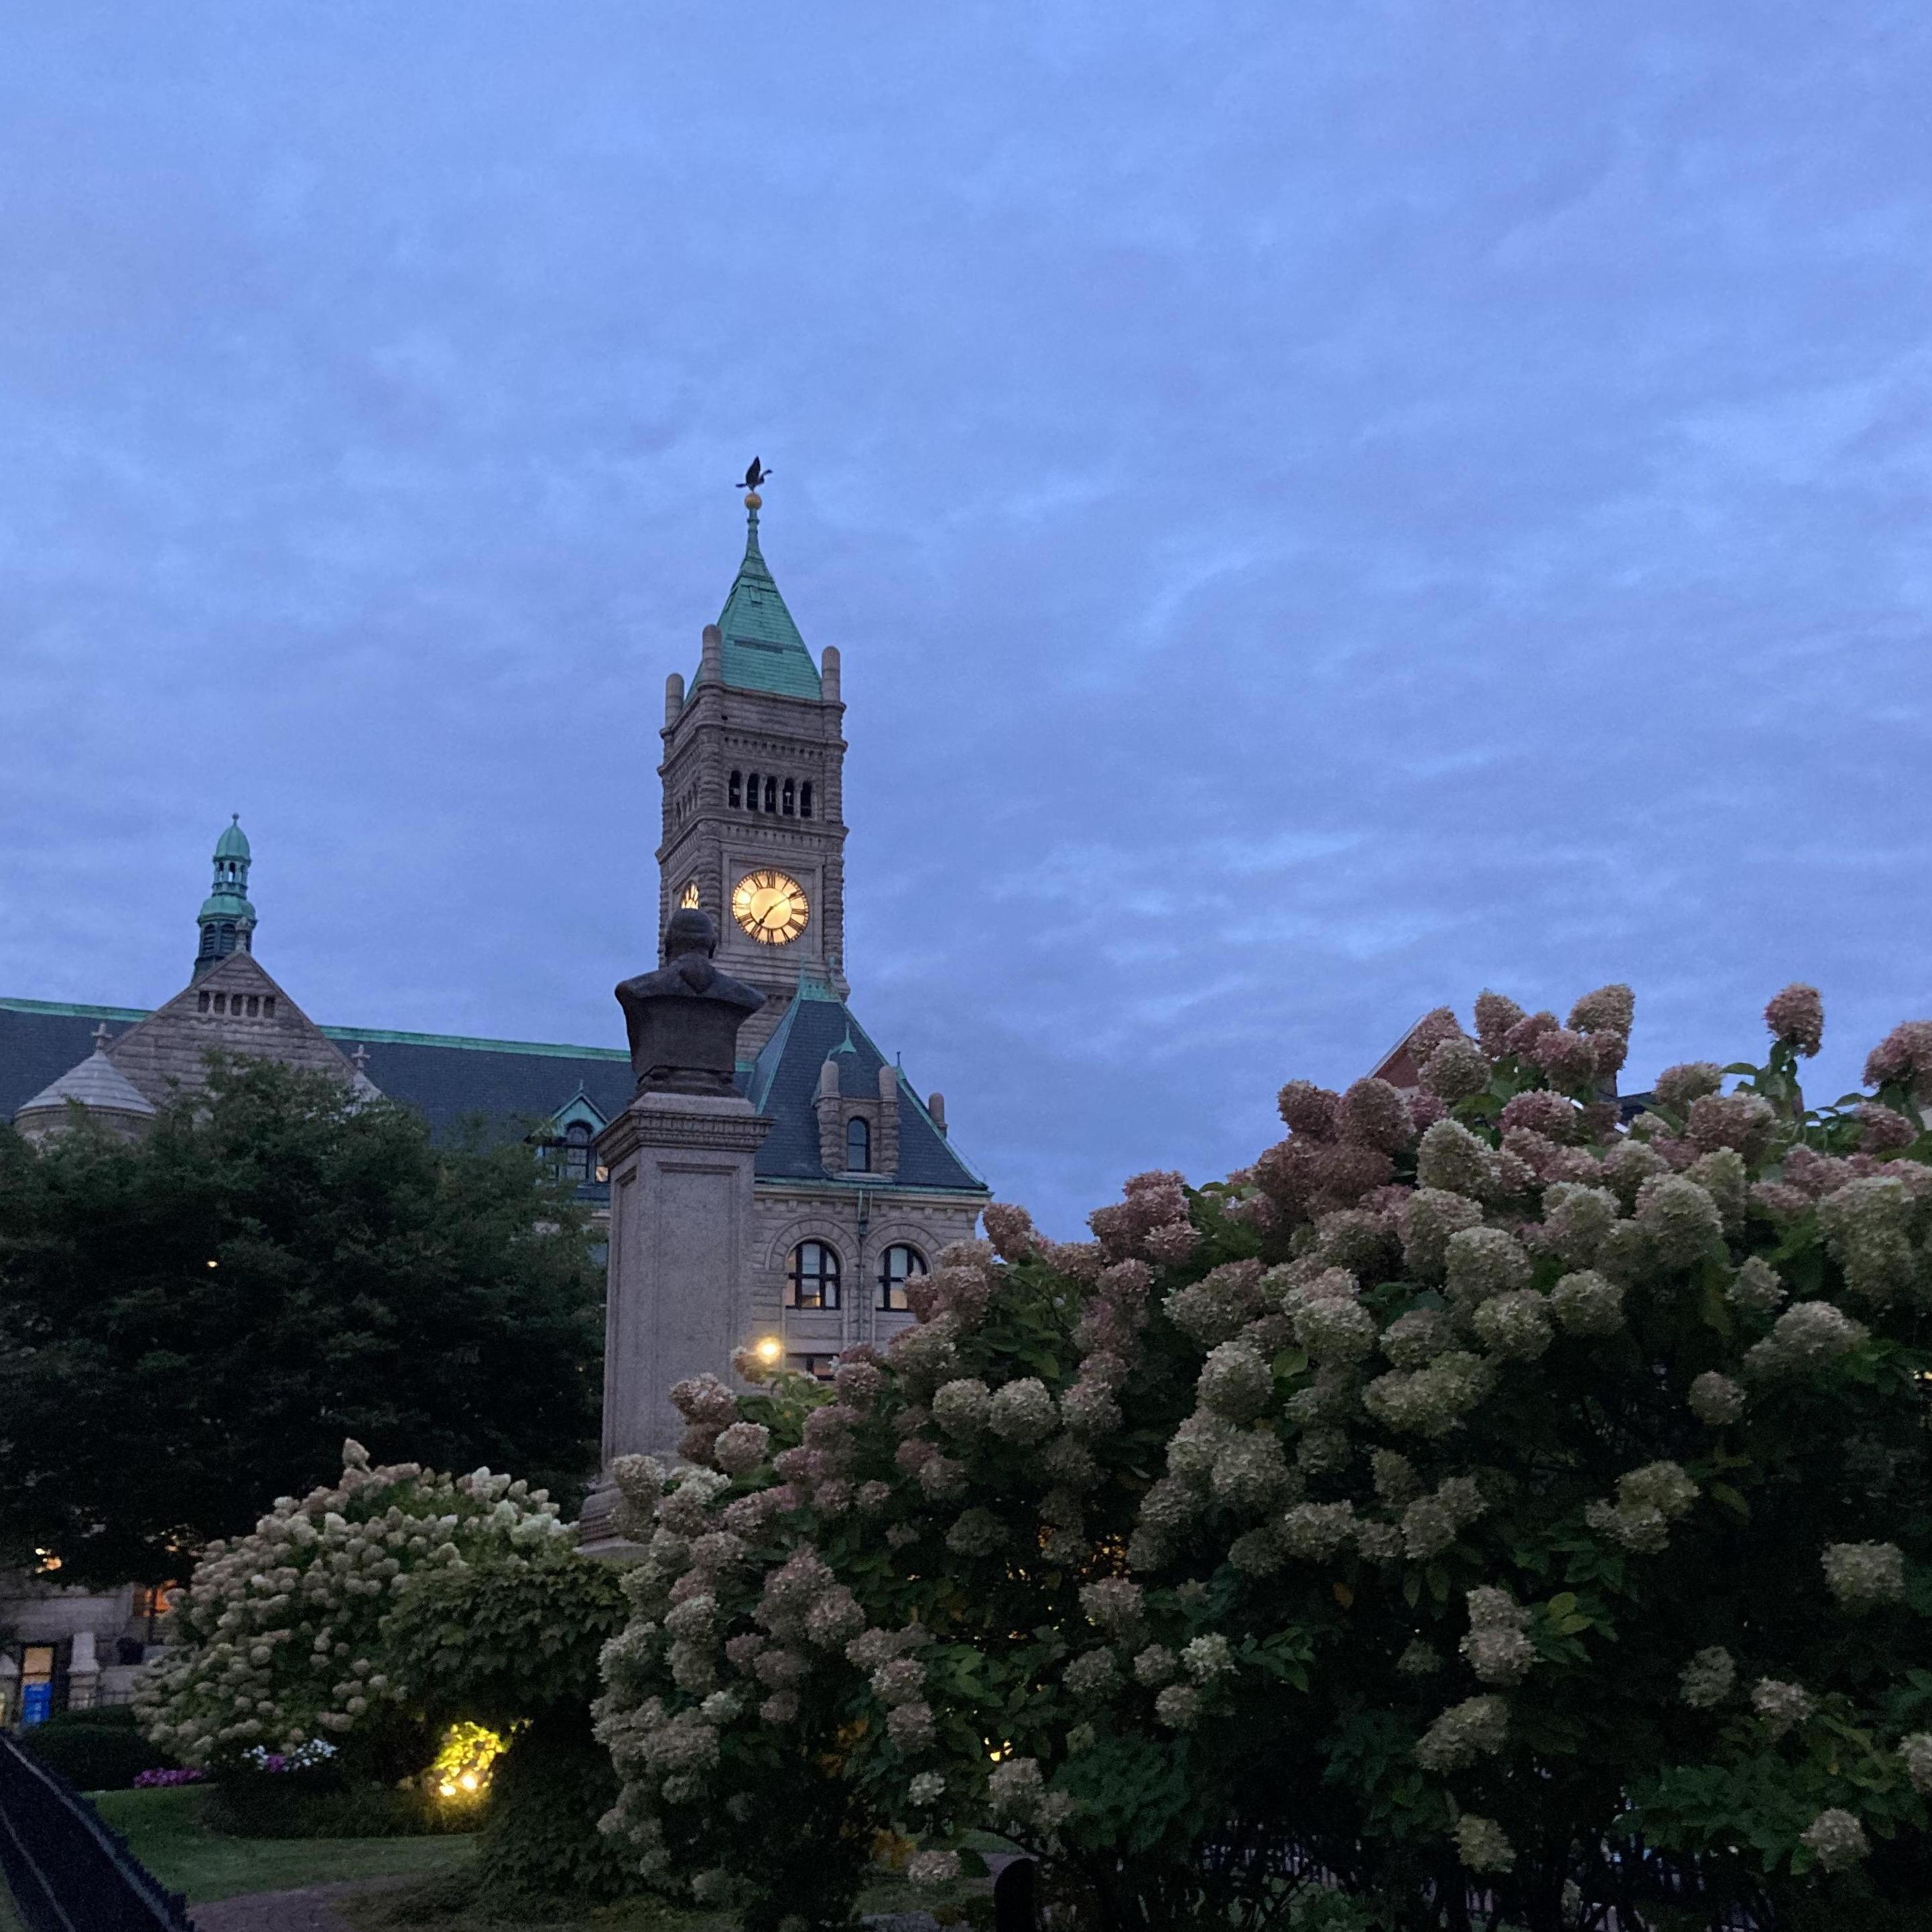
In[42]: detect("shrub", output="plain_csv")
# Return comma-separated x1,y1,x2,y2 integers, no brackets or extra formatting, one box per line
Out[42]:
135,1440,575,1779
383,1527,632,1894
16,1705,174,1791
592,985,1932,1932
139,1438,635,1882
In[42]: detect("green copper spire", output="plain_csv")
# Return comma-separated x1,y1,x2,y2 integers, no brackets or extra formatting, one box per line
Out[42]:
696,482,823,700
193,814,257,978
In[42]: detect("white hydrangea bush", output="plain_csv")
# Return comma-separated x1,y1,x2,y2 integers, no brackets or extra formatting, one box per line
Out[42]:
592,985,1932,1931
134,1439,572,1768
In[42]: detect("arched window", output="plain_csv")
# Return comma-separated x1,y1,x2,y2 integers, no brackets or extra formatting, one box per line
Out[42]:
263,996,276,1018
877,1244,927,1312
219,922,236,954
801,781,814,820
245,995,259,1017
782,777,795,816
197,990,210,1013
747,769,760,812
564,1121,592,1183
728,770,743,808
845,1115,872,1172
212,992,227,1014
763,775,778,813
789,1240,841,1309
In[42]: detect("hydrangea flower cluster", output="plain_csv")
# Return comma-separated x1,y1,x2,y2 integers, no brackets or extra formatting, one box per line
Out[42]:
591,982,1932,1929
133,1441,571,1766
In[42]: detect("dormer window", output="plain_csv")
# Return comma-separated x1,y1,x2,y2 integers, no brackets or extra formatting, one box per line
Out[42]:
564,1121,592,1183
845,1115,871,1172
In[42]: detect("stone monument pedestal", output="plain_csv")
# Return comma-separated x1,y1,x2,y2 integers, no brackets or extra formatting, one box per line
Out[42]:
577,1089,771,1557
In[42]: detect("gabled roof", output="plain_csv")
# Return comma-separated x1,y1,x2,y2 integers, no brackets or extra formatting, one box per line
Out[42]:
744,984,986,1195
103,951,357,1108
698,503,823,701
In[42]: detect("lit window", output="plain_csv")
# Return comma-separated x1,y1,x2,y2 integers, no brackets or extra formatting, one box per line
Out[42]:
680,879,700,910
789,1240,842,1310
878,1244,927,1312
782,778,795,816
801,781,814,820
845,1115,871,1171
729,770,742,808
789,1353,839,1382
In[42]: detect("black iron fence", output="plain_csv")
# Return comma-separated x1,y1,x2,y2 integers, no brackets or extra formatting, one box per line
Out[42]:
0,1732,194,1931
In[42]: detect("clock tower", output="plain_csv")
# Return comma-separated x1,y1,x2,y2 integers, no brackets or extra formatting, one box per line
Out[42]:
655,487,848,1055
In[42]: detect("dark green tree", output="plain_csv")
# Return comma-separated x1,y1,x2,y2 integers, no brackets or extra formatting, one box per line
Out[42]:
0,1056,604,1585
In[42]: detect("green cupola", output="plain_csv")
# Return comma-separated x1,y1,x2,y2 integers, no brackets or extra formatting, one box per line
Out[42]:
694,486,822,700
194,814,257,978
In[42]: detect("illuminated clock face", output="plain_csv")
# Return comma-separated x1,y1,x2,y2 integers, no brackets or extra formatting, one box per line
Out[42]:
732,869,809,946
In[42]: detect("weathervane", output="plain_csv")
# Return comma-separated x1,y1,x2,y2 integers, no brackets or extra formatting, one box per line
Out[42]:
738,456,771,505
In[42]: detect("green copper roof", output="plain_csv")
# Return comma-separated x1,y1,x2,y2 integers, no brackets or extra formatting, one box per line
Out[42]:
214,814,251,861
697,499,822,700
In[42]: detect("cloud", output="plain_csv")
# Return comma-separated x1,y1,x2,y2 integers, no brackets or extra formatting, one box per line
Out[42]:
1,1,1929,1233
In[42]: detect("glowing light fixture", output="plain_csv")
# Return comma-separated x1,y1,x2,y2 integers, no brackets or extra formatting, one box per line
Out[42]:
755,1336,783,1364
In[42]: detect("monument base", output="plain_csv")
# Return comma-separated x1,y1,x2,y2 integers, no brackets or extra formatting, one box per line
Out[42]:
578,1087,771,1558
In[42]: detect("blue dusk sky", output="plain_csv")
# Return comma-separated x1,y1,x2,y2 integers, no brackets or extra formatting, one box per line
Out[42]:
1,4,1928,1234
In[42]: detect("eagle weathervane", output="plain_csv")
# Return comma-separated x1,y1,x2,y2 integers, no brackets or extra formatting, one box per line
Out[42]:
739,456,771,495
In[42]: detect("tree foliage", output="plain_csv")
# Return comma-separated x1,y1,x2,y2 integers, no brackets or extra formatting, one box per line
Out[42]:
0,1057,603,1584
592,986,1932,1932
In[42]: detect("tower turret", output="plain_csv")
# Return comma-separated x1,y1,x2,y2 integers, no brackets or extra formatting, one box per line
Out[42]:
193,814,257,978
656,480,848,1053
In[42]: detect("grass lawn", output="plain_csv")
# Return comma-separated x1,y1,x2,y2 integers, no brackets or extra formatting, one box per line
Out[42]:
341,1874,732,1931
336,1852,993,1931
90,1785,476,1904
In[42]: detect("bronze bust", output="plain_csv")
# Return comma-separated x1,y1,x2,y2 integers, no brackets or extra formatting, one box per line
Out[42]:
615,909,766,1097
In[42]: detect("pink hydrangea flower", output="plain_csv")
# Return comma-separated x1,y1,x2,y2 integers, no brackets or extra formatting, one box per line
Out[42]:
1277,1080,1341,1139
1865,1021,1932,1100
1764,983,1825,1056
